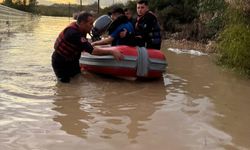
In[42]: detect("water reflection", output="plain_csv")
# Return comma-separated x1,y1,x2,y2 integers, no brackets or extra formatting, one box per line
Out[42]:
53,75,166,141
164,49,250,149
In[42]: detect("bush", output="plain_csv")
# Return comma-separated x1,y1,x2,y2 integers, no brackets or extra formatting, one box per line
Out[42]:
148,0,198,32
217,14,250,76
198,0,227,40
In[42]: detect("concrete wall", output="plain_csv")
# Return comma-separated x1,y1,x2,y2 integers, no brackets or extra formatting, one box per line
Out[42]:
0,4,34,33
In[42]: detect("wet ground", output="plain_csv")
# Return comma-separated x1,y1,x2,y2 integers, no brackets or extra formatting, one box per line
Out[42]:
0,16,250,150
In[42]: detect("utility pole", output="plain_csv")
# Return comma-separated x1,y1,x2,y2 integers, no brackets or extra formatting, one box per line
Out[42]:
97,0,100,14
68,2,71,22
80,0,82,11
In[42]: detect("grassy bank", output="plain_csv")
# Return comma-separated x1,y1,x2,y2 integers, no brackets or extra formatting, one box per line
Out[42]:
217,4,250,77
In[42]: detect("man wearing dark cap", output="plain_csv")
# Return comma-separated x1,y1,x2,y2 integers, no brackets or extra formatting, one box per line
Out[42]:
52,11,123,83
91,7,134,46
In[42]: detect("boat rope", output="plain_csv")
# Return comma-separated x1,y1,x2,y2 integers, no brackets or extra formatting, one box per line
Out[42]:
136,47,149,77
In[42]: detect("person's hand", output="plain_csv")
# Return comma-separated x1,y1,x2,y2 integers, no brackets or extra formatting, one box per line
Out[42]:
135,35,142,39
91,42,96,46
112,49,124,61
119,29,127,38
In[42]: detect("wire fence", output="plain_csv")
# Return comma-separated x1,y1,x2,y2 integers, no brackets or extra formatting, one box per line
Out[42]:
0,4,36,33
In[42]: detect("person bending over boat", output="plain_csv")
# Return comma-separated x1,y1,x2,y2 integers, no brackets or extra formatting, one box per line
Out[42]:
52,12,123,83
91,7,135,47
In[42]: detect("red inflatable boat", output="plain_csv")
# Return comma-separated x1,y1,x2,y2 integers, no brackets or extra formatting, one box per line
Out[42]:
80,46,167,79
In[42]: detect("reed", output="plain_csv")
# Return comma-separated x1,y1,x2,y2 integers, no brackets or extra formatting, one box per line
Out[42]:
217,5,250,76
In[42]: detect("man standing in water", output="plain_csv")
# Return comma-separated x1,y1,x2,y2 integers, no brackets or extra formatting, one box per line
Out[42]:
52,12,123,83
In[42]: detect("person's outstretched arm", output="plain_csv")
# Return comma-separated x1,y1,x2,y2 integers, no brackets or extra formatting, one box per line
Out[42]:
91,36,114,46
92,46,123,61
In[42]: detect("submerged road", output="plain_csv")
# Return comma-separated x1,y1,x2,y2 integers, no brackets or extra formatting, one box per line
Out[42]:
0,16,250,150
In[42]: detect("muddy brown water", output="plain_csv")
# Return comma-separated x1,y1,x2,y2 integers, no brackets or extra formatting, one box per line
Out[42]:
0,16,250,150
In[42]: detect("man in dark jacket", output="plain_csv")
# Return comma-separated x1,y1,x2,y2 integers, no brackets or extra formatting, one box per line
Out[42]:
52,12,123,83
119,1,162,49
135,0,162,50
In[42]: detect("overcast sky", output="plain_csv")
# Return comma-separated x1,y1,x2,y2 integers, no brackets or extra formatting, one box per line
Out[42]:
38,0,129,7
0,0,131,8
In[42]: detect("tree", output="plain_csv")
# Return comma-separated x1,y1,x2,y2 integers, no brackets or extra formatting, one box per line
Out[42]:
3,0,13,7
198,0,226,39
125,0,137,14
147,0,198,32
23,0,27,6
28,0,37,13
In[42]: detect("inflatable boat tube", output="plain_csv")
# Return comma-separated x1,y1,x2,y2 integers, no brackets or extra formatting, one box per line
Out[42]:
80,46,167,79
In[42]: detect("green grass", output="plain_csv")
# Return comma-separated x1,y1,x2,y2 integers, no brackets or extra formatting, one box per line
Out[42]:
217,23,250,76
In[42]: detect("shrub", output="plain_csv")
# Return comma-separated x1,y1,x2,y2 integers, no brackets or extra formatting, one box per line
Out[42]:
217,7,250,76
198,0,227,40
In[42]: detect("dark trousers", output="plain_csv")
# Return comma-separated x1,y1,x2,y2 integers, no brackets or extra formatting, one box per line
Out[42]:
52,51,81,82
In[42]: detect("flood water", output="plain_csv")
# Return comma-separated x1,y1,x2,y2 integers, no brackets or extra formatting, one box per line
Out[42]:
0,16,250,150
